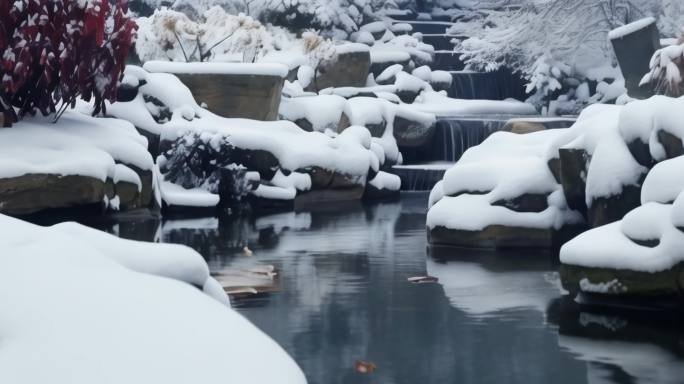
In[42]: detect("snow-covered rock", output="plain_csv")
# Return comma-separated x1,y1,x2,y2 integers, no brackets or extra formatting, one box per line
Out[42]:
144,61,287,121
0,111,155,215
109,66,390,210
427,129,583,248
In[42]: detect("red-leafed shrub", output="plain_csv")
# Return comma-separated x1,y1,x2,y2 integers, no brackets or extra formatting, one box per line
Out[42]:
0,0,137,124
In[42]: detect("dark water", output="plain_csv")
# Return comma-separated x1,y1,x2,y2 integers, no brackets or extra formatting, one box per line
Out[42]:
43,193,684,384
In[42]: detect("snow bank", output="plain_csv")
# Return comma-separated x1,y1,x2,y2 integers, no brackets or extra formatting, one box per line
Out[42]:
0,214,306,383
161,180,221,208
560,203,684,273
0,111,153,184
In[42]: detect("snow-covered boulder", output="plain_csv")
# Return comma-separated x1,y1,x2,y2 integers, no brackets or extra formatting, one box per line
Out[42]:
0,111,156,215
279,94,348,132
363,171,401,200
109,66,386,211
559,153,684,303
308,43,371,92
0,214,307,383
427,129,584,248
143,61,289,121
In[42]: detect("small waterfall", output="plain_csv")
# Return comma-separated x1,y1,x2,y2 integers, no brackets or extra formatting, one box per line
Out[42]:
391,165,450,191
394,117,513,190
432,118,509,162
448,68,528,101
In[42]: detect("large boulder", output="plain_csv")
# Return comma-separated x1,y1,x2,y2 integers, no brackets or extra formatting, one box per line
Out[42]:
144,61,288,121
0,174,105,215
309,45,371,92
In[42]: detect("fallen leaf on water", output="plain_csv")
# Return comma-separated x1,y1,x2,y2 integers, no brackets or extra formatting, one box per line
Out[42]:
224,287,258,295
354,360,376,374
407,276,439,284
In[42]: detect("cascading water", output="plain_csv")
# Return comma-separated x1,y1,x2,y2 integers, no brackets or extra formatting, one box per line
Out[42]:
448,68,528,101
394,117,512,191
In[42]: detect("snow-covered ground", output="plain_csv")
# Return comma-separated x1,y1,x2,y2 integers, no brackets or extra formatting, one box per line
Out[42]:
0,214,306,384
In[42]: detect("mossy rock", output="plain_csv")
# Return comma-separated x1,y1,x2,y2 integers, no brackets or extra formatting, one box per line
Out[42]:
560,262,684,300
428,224,555,249
0,174,105,215
428,223,585,249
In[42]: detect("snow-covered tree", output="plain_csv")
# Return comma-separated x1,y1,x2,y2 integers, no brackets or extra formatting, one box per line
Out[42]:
133,0,407,39
0,0,137,124
450,0,682,111
135,7,272,62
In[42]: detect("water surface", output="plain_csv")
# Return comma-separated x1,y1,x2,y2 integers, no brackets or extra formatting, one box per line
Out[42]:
46,193,684,384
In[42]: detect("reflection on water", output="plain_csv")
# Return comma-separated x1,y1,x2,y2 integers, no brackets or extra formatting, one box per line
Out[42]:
29,193,684,384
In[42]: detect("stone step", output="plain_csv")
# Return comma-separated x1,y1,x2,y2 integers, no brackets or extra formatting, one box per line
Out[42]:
399,20,454,35
421,34,459,51
432,51,465,71
448,69,528,100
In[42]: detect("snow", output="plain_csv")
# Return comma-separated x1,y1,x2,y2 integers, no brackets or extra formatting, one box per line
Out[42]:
251,169,312,200
113,164,142,191
161,180,220,207
334,42,370,55
279,94,347,132
618,96,684,162
395,71,426,93
369,49,411,64
641,156,684,204
143,61,289,78
359,21,389,34
441,130,561,199
560,202,684,273
411,65,432,82
251,183,297,200
409,91,537,117
0,111,153,182
376,64,403,83
0,214,306,384
427,192,580,231
369,171,401,191
430,70,452,85
608,17,656,40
